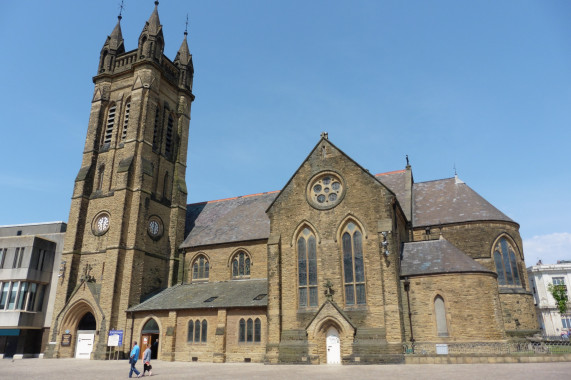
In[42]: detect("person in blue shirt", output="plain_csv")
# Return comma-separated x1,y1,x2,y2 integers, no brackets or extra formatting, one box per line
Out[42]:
129,341,141,378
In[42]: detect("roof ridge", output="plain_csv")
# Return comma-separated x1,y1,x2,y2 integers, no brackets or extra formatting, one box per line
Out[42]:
128,283,182,311
374,169,406,176
182,278,268,286
187,190,279,206
414,176,455,185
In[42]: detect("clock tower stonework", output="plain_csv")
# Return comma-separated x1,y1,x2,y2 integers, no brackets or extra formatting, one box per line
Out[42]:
46,2,194,359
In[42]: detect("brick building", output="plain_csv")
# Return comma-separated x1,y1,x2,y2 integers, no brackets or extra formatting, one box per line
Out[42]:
45,3,538,363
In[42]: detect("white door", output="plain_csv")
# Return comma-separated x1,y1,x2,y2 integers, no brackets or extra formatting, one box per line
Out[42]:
326,327,341,364
75,333,95,359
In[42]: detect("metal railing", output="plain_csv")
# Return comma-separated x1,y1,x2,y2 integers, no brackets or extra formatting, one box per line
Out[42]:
402,340,571,356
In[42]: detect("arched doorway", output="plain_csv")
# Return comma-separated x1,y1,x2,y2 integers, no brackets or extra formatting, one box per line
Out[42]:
140,318,160,360
326,327,341,364
75,312,97,359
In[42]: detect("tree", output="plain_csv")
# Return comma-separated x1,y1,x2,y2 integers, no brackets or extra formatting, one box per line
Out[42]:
547,283,569,314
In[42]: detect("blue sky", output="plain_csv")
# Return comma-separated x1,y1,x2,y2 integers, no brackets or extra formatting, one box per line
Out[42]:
0,1,569,265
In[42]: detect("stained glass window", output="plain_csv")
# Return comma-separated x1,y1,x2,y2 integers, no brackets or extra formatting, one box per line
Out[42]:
239,318,262,344
342,222,366,305
298,228,318,307
232,251,250,278
493,237,522,286
192,255,209,281
187,319,207,343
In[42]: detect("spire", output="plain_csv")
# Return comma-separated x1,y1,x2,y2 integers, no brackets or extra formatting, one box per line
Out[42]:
138,1,164,61
175,34,191,66
108,16,124,51
174,14,194,91
147,1,162,36
98,14,125,74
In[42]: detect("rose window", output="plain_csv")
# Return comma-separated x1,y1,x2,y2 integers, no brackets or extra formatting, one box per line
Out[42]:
307,172,345,209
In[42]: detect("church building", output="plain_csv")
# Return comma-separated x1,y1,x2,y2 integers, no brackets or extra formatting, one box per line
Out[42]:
46,3,538,364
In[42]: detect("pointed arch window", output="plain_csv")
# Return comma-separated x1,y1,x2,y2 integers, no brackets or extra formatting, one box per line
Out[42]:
493,237,522,286
192,255,209,281
187,319,207,343
297,227,318,307
100,50,108,73
165,114,175,159
121,101,130,141
238,318,261,343
102,104,116,147
152,106,161,152
434,296,449,337
231,251,250,279
342,222,366,305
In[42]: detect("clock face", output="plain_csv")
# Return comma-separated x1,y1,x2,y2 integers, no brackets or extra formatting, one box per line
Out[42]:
97,215,109,232
149,220,160,236
93,214,110,235
147,217,163,240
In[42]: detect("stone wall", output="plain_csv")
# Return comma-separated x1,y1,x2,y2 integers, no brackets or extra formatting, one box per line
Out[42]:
402,273,506,343
183,240,268,283
412,221,539,337
130,307,267,363
267,139,406,362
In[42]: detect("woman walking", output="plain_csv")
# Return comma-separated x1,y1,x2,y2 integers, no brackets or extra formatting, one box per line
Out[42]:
142,344,152,376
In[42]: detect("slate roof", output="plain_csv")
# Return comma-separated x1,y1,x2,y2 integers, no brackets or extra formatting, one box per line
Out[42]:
181,173,514,247
413,177,514,227
375,170,408,204
127,279,268,312
182,191,278,248
401,238,495,277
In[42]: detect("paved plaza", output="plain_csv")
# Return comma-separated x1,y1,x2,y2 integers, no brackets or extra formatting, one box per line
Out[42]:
0,359,570,380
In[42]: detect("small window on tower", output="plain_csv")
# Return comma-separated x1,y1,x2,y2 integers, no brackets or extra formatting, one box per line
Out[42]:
102,105,116,147
152,107,161,152
121,102,130,141
165,114,174,158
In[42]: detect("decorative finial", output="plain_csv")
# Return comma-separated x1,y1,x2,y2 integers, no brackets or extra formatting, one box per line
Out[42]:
406,154,409,167
155,1,159,6
453,163,457,176
320,131,329,140
185,14,189,36
118,0,125,20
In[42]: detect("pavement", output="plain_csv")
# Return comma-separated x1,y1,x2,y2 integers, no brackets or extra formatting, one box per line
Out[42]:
0,358,570,380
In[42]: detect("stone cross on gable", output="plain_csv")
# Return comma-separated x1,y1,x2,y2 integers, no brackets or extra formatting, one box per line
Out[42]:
81,263,95,283
323,279,335,301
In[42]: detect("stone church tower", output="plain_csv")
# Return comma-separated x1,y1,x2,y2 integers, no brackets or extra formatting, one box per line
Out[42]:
46,2,194,359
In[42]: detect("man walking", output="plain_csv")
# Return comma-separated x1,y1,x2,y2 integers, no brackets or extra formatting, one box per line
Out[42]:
129,341,141,378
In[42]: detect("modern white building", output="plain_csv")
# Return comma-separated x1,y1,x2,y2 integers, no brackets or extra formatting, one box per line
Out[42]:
0,222,66,358
527,261,571,337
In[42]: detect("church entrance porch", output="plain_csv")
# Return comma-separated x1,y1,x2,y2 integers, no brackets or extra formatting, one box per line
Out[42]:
139,318,160,360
